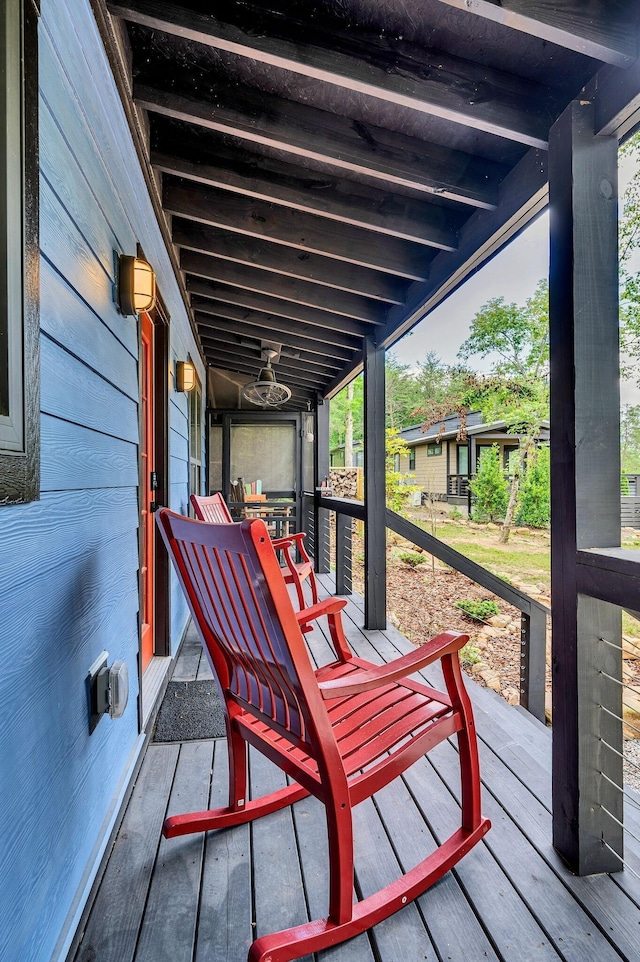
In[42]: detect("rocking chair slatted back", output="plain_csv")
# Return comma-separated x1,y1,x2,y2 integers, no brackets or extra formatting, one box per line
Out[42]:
190,491,233,524
158,510,314,744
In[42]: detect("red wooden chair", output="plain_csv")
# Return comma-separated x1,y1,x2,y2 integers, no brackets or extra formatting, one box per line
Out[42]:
190,492,319,610
156,508,490,962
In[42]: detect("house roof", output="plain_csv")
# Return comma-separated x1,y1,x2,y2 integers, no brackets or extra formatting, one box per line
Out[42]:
100,1,640,409
400,412,551,444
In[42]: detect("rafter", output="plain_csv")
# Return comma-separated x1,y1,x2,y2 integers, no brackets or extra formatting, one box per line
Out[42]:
191,298,365,355
135,84,503,210
196,330,340,381
109,0,552,146
187,278,370,349
433,0,637,68
198,339,332,389
170,214,411,299
193,311,349,368
151,143,462,251
180,251,387,325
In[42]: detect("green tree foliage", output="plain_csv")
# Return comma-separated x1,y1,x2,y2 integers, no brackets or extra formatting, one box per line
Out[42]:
469,445,509,522
619,131,640,378
516,445,550,528
385,429,419,513
329,374,363,450
621,404,640,473
459,279,549,542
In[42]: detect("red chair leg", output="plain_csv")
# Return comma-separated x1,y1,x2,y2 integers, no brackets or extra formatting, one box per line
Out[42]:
441,653,483,830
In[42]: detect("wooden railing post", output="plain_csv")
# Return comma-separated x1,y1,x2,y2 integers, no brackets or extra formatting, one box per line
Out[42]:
550,100,622,874
520,607,547,723
335,512,352,595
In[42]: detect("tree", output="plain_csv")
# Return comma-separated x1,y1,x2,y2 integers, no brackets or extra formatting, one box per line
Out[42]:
516,445,550,527
329,374,363,451
385,429,418,513
619,131,640,381
469,446,509,522
621,404,640,473
385,353,423,430
458,279,549,543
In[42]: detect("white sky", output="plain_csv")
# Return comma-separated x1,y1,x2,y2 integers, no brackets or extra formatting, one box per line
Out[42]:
390,151,639,404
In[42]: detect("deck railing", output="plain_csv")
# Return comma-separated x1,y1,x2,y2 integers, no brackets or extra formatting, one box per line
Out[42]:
309,493,549,723
447,473,470,497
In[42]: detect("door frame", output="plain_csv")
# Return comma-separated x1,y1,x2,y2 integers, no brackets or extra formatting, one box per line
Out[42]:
137,296,170,698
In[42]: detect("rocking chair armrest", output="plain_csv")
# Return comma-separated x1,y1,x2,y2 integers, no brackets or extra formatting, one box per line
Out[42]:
272,532,310,561
318,631,469,699
295,598,348,627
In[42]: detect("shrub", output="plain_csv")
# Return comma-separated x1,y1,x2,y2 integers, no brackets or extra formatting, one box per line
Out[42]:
398,550,427,567
516,445,550,528
449,506,464,521
460,642,482,667
469,445,508,522
455,599,499,621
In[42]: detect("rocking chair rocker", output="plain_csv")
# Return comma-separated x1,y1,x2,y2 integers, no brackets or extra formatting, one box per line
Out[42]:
156,508,490,962
190,492,319,610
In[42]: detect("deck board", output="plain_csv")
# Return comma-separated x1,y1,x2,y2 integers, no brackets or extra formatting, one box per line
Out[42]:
72,578,640,962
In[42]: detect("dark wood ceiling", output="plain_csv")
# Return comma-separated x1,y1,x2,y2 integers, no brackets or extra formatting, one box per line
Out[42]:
101,0,639,410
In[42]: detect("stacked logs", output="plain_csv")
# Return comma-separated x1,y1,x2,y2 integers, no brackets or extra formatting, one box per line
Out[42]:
329,468,362,499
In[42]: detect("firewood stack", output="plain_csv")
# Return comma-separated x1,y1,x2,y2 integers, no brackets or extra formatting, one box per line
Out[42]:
329,468,361,499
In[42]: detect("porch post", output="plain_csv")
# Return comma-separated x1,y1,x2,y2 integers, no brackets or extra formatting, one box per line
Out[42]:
549,100,622,874
364,336,386,629
315,399,331,575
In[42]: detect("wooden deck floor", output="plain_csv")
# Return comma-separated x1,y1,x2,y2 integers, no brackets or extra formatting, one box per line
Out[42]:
71,576,640,962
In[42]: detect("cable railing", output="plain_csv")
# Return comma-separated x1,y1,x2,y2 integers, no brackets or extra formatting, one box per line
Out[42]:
309,492,549,723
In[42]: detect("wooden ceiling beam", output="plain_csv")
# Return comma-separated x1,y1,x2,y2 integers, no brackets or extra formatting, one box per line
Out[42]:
193,312,347,369
135,84,503,210
170,214,410,300
199,340,330,389
151,144,462,251
109,0,551,146
191,298,364,355
165,181,430,282
180,250,387,325
433,0,637,69
197,335,339,383
187,278,370,349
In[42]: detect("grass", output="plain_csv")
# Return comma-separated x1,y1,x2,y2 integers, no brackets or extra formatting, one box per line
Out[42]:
411,517,550,589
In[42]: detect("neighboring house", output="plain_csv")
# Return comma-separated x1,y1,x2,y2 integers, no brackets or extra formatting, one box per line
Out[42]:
397,413,551,511
330,441,364,467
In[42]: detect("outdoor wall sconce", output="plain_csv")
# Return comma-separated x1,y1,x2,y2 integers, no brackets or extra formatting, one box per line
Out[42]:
117,254,157,315
176,360,196,392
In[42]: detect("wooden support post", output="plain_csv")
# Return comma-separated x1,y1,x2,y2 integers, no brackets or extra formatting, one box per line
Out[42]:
315,400,330,575
364,336,386,629
520,607,547,723
335,513,353,595
549,100,622,874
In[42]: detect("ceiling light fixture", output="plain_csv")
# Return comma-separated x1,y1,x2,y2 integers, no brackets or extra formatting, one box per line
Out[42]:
241,349,291,407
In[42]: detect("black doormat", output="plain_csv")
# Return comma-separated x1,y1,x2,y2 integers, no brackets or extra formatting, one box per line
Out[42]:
153,680,226,742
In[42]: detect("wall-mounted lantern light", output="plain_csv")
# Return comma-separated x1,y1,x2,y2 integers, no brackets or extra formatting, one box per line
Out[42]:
176,360,196,392
117,254,157,316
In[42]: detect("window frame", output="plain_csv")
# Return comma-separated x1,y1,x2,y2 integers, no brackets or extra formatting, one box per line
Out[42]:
408,448,416,470
426,442,441,458
0,0,40,505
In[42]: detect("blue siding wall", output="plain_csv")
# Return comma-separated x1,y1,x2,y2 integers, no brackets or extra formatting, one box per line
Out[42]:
0,1,201,959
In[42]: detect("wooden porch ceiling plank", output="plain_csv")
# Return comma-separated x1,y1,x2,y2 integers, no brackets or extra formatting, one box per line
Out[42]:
150,146,462,252
590,56,640,140
194,316,345,372
433,0,638,69
187,277,374,343
165,181,432,285
109,0,552,147
170,211,411,298
199,342,330,389
197,330,341,380
135,84,503,210
180,251,387,325
377,146,549,353
133,742,212,962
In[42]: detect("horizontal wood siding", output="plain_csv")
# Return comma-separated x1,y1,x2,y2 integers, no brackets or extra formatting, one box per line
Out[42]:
0,2,202,960
401,444,447,493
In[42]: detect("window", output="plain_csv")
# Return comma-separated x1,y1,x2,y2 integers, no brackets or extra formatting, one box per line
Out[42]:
189,376,202,499
409,449,416,470
0,0,39,503
426,443,442,457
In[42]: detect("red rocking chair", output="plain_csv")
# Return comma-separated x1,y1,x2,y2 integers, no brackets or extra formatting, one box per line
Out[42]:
190,492,319,610
156,508,490,962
